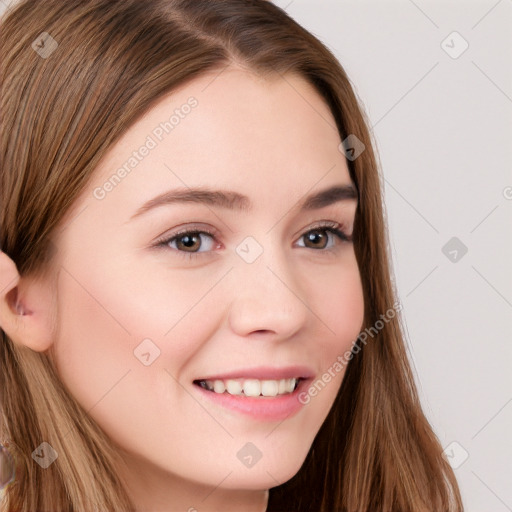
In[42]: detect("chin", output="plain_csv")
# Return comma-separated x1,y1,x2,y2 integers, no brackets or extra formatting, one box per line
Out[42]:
220,449,308,491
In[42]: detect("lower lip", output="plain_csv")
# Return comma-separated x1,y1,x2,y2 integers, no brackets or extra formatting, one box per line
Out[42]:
193,379,312,422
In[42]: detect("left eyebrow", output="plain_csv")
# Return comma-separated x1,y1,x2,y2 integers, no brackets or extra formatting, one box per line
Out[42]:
129,183,358,220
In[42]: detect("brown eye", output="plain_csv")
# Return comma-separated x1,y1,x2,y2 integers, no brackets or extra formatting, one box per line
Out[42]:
175,233,202,252
160,230,217,254
297,223,350,251
303,229,330,249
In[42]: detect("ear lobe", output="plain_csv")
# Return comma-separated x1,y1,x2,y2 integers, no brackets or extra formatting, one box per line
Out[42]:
0,250,55,352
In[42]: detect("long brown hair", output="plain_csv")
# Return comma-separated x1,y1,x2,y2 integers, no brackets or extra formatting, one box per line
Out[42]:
0,1,463,510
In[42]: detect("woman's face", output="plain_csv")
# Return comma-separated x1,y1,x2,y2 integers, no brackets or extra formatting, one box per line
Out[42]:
48,67,364,506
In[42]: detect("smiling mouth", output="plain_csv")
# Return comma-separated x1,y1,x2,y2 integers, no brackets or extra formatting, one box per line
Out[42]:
193,377,303,397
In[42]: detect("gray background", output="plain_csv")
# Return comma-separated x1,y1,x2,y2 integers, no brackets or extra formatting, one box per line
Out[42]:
1,1,511,510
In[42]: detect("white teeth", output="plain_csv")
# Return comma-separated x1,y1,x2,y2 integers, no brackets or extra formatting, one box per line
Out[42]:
285,378,296,393
225,379,243,395
261,380,279,397
199,377,299,397
213,380,225,393
243,379,261,397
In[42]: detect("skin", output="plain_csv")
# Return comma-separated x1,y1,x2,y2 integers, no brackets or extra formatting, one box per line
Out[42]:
0,66,364,512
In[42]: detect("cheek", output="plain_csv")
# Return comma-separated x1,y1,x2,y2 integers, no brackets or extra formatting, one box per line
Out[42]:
51,257,224,409
323,271,364,340
309,253,365,352
300,253,364,402
51,268,139,411
50,262,218,464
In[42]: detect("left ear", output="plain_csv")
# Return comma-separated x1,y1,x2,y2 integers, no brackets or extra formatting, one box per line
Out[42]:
0,250,56,352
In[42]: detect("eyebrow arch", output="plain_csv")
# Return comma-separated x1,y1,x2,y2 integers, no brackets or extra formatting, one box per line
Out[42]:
129,183,358,220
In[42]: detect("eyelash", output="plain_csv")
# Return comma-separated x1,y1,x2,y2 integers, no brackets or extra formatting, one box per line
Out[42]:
153,221,352,260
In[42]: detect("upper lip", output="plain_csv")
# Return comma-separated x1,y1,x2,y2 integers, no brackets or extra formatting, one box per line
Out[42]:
194,365,315,381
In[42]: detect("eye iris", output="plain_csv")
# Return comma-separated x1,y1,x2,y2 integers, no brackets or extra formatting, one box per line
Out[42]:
177,233,201,252
305,229,328,249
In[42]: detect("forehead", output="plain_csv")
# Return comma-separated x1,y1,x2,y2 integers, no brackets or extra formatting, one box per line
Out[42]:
83,67,353,218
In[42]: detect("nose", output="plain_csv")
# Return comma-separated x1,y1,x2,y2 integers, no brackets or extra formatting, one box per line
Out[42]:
227,239,310,339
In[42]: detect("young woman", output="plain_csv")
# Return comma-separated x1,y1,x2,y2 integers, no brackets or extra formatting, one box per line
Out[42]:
0,0,464,511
